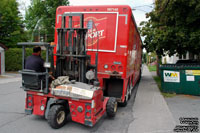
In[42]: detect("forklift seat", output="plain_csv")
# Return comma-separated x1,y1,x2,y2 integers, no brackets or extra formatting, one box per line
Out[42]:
20,69,45,90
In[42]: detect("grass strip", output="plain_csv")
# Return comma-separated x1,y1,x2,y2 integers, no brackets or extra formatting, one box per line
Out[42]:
153,76,176,98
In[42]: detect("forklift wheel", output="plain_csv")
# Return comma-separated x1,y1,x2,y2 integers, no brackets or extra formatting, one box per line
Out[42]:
106,97,118,117
47,105,67,129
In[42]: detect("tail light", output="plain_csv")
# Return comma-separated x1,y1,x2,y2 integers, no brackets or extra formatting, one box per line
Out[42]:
71,111,77,116
86,112,91,117
86,105,91,110
85,103,92,119
118,66,123,71
28,102,32,107
111,65,116,70
70,104,77,116
27,94,33,108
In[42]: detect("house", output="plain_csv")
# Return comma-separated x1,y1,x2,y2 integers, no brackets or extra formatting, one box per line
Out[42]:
162,52,199,64
162,53,179,64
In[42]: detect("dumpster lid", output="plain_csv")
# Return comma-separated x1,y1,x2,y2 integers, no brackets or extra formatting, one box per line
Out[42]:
160,64,200,70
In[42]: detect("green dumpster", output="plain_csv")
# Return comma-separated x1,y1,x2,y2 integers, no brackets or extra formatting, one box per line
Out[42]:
160,64,200,96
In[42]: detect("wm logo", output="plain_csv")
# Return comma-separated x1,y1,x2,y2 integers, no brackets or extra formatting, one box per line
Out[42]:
165,73,178,77
164,70,180,82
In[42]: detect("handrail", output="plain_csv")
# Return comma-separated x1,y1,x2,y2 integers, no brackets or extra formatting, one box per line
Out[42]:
17,42,50,46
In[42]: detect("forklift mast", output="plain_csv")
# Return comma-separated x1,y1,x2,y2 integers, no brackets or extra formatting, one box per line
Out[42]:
55,13,98,83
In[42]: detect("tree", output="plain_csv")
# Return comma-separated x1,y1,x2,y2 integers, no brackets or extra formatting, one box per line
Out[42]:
0,0,27,48
25,0,69,42
140,0,200,57
140,0,200,76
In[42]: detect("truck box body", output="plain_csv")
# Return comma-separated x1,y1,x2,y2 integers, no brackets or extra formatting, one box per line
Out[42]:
54,5,142,102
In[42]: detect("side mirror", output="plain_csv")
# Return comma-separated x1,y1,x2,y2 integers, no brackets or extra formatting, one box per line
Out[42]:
44,62,51,68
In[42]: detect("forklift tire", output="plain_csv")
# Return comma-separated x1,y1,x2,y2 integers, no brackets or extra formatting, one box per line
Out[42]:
47,105,67,129
106,97,118,117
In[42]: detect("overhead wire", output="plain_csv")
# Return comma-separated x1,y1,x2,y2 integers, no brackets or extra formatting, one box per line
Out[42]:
132,3,154,8
132,3,155,13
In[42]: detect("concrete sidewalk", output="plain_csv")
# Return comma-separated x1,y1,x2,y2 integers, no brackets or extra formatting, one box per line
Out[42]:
128,65,176,133
0,72,21,84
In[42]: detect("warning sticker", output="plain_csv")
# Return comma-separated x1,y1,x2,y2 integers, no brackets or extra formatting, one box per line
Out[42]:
186,76,195,81
185,70,200,75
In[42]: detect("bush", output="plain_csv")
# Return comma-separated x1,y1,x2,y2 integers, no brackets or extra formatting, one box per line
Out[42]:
148,65,157,72
5,48,46,71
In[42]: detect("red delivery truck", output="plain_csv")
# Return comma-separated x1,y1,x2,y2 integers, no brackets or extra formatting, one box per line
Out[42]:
18,5,142,129
54,5,142,106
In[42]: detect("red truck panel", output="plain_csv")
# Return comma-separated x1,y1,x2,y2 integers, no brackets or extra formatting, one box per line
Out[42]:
54,5,142,102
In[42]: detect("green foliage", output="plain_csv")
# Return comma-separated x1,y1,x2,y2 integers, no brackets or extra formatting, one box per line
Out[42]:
25,0,69,42
140,0,200,57
5,48,46,71
0,0,28,48
148,65,157,72
5,48,30,71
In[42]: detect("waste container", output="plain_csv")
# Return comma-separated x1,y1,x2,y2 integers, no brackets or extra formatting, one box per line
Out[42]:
160,64,200,96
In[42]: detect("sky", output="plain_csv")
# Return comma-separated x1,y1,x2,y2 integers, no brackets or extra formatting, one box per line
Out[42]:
17,0,31,17
17,0,154,25
69,0,154,25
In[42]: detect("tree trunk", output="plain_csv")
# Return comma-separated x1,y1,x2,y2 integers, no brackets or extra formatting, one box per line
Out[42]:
156,55,160,76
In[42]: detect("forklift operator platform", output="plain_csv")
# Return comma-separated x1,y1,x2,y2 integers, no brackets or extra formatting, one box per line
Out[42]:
18,42,55,94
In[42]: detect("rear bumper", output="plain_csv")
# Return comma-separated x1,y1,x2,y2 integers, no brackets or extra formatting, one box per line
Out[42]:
25,109,33,115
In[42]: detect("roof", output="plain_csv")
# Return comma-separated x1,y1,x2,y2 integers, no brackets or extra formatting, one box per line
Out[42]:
0,43,8,50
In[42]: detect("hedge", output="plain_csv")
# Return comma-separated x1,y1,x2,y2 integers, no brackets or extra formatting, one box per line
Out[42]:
5,48,46,71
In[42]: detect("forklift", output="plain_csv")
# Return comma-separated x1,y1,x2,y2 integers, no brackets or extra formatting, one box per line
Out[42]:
18,13,117,129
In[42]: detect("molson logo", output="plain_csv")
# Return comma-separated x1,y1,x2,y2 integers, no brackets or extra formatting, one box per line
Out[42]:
74,17,107,47
163,70,180,82
85,17,107,47
86,29,105,46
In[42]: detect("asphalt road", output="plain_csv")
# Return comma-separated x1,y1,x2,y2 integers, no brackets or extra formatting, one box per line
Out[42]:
165,95,200,124
0,81,138,133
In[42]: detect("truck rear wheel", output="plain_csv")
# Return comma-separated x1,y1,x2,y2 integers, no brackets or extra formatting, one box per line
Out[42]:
128,82,132,100
106,97,118,117
119,84,130,107
47,105,67,129
119,94,128,107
